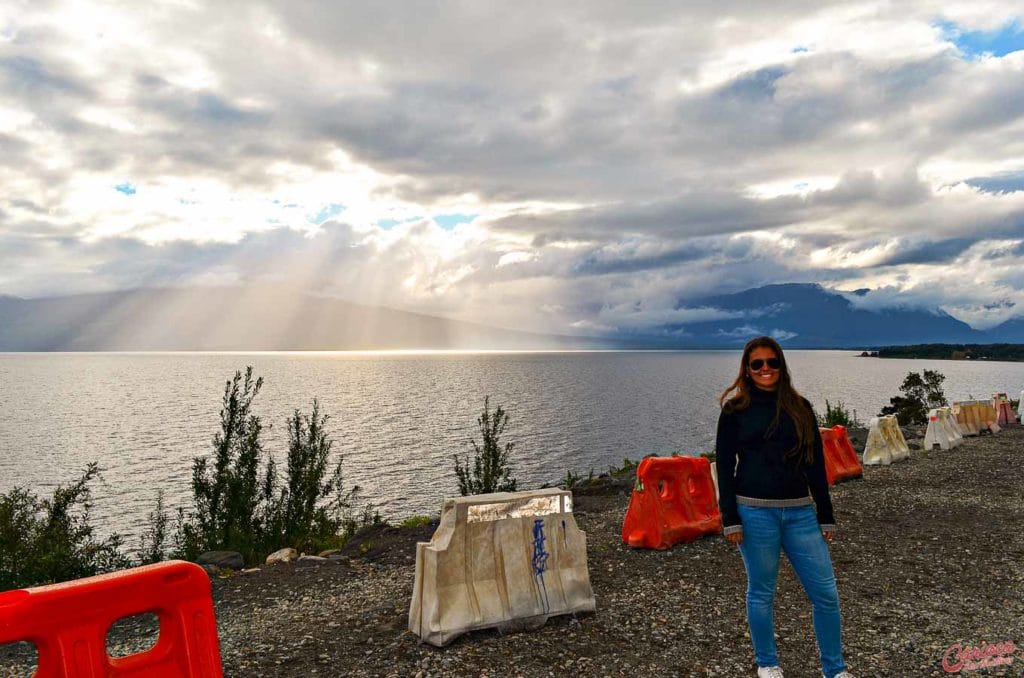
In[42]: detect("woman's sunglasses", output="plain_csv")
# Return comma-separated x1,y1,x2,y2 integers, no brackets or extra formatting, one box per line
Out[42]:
749,358,781,371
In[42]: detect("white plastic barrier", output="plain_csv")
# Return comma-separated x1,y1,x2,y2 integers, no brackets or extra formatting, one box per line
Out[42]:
924,408,962,450
863,415,911,465
408,488,596,647
942,407,965,442
1019,390,1024,422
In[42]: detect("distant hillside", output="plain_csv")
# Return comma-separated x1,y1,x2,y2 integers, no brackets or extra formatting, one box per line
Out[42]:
0,287,603,351
612,283,990,348
984,317,1024,343
870,344,1024,362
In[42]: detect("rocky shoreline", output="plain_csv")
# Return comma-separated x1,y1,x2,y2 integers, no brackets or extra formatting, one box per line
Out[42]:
3,427,1023,677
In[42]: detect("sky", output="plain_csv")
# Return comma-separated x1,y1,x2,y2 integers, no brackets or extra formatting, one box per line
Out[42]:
2,1,1024,337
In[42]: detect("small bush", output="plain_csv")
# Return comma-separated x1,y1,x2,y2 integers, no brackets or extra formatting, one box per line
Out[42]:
608,457,639,477
817,400,861,428
880,370,948,425
174,368,367,565
137,491,169,565
561,468,596,490
0,464,131,589
261,399,359,555
699,451,717,463
400,515,434,529
453,396,518,496
177,367,266,562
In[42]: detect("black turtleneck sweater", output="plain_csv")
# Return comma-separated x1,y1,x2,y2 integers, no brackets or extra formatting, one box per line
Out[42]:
715,385,835,535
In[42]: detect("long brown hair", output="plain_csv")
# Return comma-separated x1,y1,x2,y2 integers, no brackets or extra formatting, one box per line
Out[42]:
719,336,817,465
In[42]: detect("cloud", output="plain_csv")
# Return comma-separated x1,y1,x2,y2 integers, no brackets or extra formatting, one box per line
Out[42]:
3,1,1024,337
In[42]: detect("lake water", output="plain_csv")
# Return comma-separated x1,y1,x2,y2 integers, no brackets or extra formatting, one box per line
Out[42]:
2,351,1023,543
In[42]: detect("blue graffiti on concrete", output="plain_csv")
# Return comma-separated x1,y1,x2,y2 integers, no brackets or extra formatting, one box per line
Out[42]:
532,518,551,613
532,519,550,575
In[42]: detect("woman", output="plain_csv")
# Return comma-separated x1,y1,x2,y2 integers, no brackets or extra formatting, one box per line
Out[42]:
715,336,854,678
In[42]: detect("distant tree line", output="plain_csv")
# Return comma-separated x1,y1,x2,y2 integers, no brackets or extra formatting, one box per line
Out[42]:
864,344,1024,362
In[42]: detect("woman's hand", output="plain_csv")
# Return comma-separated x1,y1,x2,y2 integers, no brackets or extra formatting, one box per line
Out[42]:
822,529,834,544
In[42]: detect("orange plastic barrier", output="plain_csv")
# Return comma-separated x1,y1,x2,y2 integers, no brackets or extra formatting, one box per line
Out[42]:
820,425,863,485
0,561,223,677
621,455,721,549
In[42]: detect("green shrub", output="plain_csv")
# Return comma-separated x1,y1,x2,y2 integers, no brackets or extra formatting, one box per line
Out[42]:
817,400,861,428
453,397,518,495
608,457,639,477
177,367,267,562
174,367,367,565
137,490,169,565
880,370,948,425
260,399,359,555
400,515,434,529
561,468,596,490
0,464,131,589
699,451,717,463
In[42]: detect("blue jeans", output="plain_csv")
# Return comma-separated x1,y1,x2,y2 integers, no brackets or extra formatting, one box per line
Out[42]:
736,504,847,678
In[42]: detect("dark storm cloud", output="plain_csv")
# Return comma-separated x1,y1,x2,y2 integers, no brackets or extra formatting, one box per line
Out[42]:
569,242,718,277
808,169,934,208
874,237,980,266
489,191,814,241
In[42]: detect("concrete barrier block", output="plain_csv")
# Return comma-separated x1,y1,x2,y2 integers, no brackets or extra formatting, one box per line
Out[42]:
957,400,1001,434
925,408,962,450
953,401,998,435
408,488,595,647
941,407,964,445
863,417,891,466
863,415,910,465
884,415,911,461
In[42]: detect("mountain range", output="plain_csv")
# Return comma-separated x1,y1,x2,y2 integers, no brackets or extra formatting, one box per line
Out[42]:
615,283,1017,348
1,283,1022,351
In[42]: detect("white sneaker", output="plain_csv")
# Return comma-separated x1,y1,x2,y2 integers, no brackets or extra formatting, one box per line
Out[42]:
824,672,855,678
758,668,785,678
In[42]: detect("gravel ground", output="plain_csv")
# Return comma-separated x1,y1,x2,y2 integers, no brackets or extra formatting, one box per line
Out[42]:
3,428,1022,677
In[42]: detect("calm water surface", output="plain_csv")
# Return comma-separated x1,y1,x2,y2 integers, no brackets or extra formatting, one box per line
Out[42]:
2,351,1023,541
